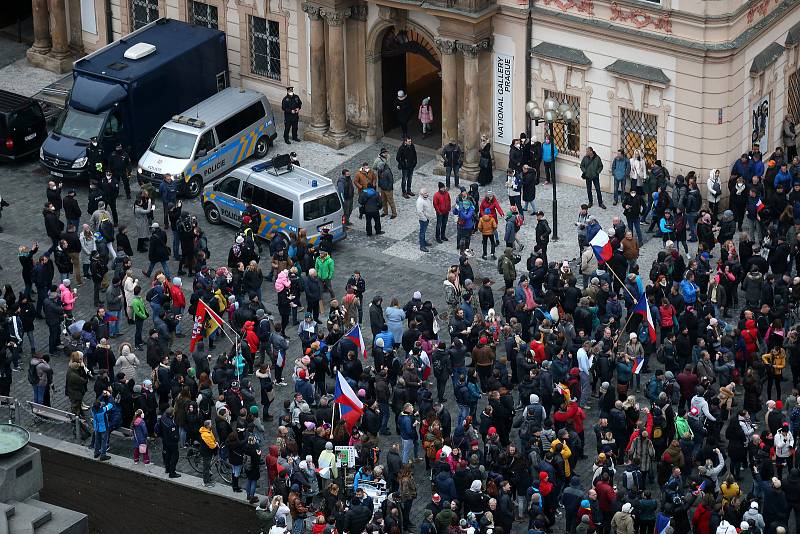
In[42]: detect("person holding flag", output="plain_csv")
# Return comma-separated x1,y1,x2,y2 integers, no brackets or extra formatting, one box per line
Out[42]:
333,371,364,433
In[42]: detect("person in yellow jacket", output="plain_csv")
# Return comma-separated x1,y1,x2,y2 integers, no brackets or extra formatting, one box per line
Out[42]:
720,473,740,507
551,430,572,478
199,420,218,487
762,346,787,399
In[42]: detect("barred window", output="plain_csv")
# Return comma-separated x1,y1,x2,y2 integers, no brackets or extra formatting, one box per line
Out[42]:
543,90,581,157
189,1,218,29
130,0,159,30
621,108,658,167
249,16,281,81
788,69,800,124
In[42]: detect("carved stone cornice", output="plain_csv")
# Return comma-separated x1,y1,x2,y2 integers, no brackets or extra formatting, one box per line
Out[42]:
434,37,458,55
456,38,491,57
349,4,368,21
321,7,351,26
302,2,324,19
610,1,672,34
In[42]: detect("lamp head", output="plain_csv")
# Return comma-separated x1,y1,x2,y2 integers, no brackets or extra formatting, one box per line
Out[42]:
543,97,558,112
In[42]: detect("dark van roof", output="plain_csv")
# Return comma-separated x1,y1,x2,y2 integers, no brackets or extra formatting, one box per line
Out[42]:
74,18,224,83
0,90,34,113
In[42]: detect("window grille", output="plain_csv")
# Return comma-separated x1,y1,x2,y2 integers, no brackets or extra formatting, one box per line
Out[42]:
543,89,581,157
130,0,158,30
620,108,658,167
189,1,218,29
250,16,281,81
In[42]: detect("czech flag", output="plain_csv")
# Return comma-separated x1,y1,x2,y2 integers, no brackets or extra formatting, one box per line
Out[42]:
344,323,368,360
632,356,645,375
632,293,657,342
692,480,708,495
756,198,765,212
334,371,364,433
420,352,432,381
655,514,670,534
590,229,613,263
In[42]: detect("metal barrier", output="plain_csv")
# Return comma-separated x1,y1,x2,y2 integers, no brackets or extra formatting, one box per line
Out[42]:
26,401,81,439
0,396,16,424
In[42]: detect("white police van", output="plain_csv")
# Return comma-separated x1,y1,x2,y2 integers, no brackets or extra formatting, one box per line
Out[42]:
202,154,346,247
137,87,277,197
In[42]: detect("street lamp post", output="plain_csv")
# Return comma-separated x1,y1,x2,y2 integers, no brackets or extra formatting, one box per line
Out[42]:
525,98,575,242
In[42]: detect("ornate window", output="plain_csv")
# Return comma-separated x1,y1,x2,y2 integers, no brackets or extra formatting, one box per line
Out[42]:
189,1,218,29
130,0,159,30
621,108,658,167
249,16,281,81
789,69,800,123
543,90,581,157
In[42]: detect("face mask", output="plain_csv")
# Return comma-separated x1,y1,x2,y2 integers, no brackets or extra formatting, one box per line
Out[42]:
92,142,97,146
288,91,294,96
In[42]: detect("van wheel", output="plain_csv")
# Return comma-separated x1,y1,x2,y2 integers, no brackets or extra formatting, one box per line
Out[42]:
186,175,203,198
255,136,269,158
204,203,222,225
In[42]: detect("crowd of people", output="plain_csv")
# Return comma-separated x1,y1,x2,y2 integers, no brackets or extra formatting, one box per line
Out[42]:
2,127,800,534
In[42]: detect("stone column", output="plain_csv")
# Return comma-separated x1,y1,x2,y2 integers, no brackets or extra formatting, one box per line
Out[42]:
30,0,51,53
303,3,328,134
321,8,353,147
48,0,70,59
435,38,458,147
458,40,490,179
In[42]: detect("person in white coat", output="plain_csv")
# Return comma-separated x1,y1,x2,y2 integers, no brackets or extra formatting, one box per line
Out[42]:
775,424,795,479
707,168,723,223
416,188,435,253
629,149,647,194
715,519,737,534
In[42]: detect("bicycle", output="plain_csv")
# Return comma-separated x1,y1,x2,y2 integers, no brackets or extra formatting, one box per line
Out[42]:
186,442,232,483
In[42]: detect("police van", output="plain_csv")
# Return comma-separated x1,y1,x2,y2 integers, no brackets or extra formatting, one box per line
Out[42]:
137,87,277,197
202,153,346,247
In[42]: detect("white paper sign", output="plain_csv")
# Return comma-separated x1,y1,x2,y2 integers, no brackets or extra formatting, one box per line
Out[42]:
493,52,514,146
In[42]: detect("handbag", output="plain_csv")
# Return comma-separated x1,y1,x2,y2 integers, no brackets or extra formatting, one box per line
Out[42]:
138,443,147,454
479,156,490,169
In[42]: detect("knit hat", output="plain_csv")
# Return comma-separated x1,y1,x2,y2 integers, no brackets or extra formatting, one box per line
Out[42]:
470,480,482,492
581,499,590,508
776,400,784,410
622,503,632,513
249,405,259,415
236,235,244,244
488,427,497,435
432,493,441,503
740,521,750,530
751,502,759,509
413,291,422,299
298,369,307,379
479,336,488,344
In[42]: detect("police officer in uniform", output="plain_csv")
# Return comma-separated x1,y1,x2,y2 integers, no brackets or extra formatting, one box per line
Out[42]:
281,86,302,144
87,181,105,215
101,169,121,225
85,137,105,184
109,143,132,199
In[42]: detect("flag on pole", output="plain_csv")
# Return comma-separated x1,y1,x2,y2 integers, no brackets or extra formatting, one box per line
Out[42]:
344,323,368,360
632,356,645,375
189,300,208,352
334,371,364,433
590,229,613,262
655,514,670,534
632,293,657,342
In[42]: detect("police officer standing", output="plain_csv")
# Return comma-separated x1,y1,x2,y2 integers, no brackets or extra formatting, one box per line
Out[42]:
87,181,105,215
109,143,132,199
86,136,105,183
101,169,121,225
281,86,302,144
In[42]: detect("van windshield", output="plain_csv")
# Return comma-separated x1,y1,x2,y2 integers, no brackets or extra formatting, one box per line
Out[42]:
53,107,106,141
149,128,198,159
303,193,341,221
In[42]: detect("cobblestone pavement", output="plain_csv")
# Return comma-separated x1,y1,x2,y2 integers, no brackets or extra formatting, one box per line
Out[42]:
0,42,698,530
0,135,687,532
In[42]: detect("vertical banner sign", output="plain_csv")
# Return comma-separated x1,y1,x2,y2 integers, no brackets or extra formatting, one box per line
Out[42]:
493,52,514,146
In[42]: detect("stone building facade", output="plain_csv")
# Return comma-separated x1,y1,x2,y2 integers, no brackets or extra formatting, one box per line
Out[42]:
28,0,800,188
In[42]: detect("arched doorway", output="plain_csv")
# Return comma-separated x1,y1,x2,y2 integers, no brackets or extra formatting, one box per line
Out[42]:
380,27,442,145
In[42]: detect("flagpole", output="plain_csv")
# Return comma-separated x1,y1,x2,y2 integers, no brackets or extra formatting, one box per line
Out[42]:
613,308,638,349
606,265,637,302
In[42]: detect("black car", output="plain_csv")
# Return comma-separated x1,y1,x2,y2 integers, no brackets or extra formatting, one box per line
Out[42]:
0,89,47,161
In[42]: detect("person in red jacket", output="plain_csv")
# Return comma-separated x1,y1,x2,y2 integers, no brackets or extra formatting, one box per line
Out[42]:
169,277,187,337
479,191,505,222
242,320,259,355
691,494,714,534
432,182,452,243
553,397,586,438
594,472,617,529
676,364,699,412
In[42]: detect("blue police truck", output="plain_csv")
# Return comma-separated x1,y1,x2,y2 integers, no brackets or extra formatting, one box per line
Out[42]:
40,18,228,181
